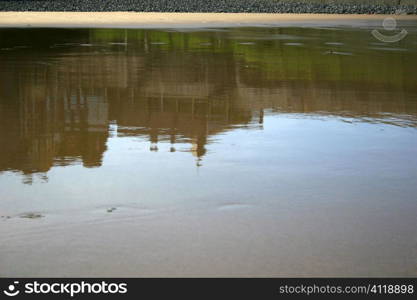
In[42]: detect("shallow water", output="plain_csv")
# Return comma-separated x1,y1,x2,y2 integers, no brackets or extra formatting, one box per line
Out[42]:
0,26,417,277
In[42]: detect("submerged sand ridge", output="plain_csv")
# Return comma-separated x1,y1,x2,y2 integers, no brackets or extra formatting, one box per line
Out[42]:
0,12,417,28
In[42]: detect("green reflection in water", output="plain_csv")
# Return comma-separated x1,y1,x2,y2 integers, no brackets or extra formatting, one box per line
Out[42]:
0,27,416,176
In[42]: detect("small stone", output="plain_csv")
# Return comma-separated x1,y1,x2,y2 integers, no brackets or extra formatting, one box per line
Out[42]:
20,213,43,219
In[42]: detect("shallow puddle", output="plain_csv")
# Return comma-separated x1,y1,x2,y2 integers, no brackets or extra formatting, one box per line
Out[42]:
0,26,416,277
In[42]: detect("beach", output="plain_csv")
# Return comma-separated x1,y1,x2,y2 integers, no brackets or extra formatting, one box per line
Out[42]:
1,2,417,279
1,22,417,277
0,12,417,28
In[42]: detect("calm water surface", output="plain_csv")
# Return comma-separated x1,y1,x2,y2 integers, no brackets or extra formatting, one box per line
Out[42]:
0,25,417,276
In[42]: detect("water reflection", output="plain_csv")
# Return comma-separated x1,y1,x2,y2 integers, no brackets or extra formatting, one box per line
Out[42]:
0,27,416,177
1,26,417,277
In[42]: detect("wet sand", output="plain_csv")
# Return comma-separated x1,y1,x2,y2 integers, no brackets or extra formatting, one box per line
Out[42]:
2,200,416,277
0,12,417,28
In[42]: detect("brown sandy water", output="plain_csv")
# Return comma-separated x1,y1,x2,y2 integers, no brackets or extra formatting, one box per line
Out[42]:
0,24,417,277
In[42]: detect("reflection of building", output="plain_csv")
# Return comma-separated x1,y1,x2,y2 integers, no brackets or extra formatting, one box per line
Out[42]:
0,27,416,177
0,49,252,175
0,81,109,175
61,92,109,167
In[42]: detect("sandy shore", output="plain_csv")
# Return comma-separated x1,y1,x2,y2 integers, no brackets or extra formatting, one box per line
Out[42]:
0,12,417,28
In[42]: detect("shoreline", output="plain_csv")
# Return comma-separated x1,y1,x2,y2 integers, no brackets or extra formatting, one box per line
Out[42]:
1,12,417,28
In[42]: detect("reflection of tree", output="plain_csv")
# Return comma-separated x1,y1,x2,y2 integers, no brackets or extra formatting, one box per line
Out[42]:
0,27,416,177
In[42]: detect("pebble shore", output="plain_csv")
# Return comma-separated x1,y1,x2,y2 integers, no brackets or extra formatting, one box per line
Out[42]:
0,0,416,14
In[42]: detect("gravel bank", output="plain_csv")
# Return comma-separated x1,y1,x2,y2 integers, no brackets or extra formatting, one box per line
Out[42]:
0,0,416,14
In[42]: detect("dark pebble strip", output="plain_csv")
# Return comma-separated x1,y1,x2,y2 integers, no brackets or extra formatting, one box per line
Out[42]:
0,0,416,14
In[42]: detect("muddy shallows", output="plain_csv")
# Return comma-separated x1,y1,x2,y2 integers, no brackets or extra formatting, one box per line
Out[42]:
0,26,416,277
